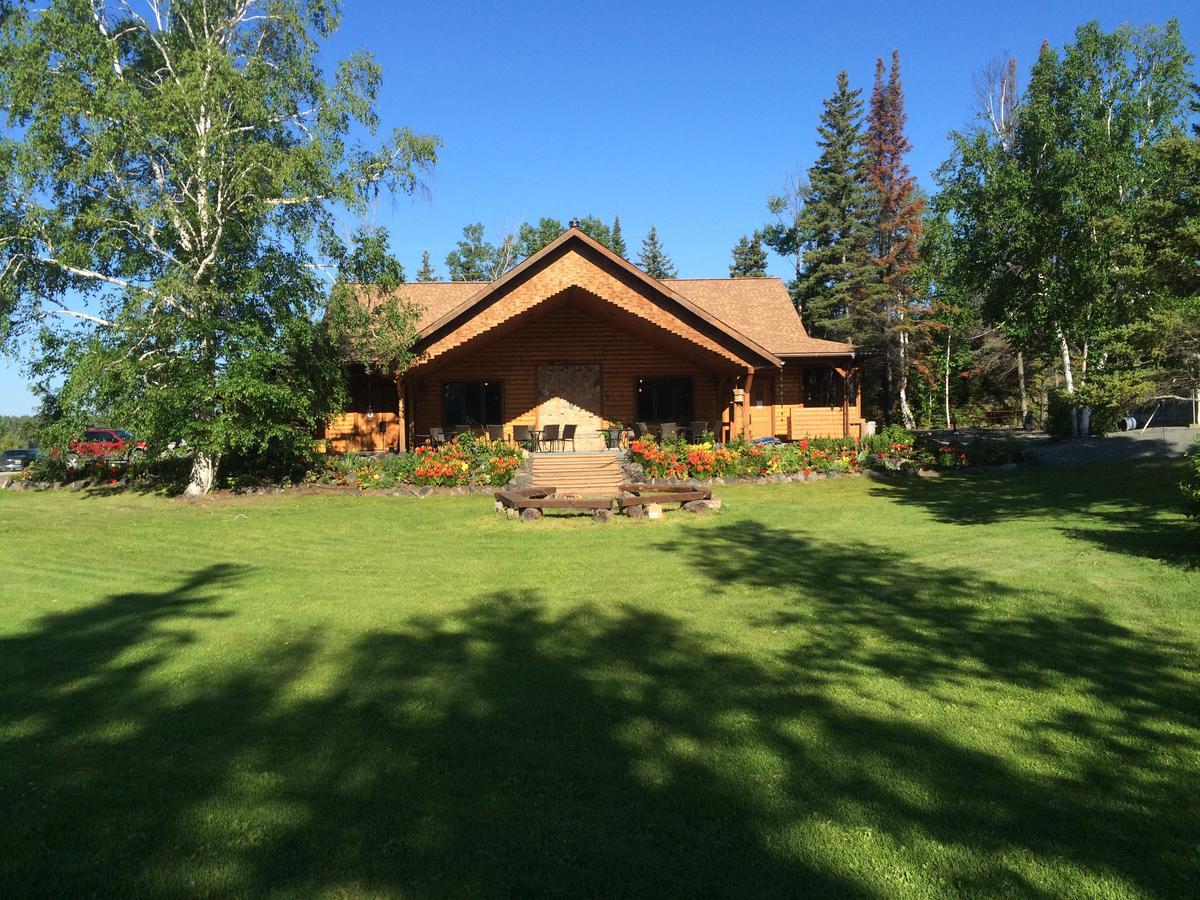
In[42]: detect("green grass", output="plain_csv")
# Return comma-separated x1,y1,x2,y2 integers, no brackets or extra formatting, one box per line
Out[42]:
1,461,1197,898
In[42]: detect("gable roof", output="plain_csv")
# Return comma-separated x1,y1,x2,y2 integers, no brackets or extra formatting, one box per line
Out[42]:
370,228,855,362
660,278,857,357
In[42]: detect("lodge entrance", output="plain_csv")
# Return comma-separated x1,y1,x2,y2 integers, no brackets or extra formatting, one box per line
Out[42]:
536,364,605,450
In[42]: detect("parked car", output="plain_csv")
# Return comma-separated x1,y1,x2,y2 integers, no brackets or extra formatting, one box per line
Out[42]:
1,448,37,472
67,428,147,464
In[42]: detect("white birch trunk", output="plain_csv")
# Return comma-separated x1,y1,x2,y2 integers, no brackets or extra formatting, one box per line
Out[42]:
1057,329,1078,436
1016,351,1029,425
943,331,952,430
185,451,220,496
898,330,916,430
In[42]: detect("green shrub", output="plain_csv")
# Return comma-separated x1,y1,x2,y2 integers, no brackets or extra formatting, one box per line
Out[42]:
1183,438,1200,519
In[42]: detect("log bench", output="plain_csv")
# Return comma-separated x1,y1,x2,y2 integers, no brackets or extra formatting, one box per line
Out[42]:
616,483,712,518
494,487,616,522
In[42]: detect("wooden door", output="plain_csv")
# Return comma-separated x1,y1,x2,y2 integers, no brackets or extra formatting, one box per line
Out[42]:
748,377,775,440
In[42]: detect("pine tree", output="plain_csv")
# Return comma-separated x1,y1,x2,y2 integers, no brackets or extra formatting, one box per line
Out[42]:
416,249,438,282
610,216,628,258
637,226,676,279
729,232,768,277
866,51,925,428
792,71,877,339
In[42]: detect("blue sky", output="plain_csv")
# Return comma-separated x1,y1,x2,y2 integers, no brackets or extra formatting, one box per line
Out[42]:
1,0,1195,414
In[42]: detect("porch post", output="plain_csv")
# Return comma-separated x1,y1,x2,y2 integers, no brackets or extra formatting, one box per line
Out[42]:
835,365,849,438
395,374,407,452
742,370,754,440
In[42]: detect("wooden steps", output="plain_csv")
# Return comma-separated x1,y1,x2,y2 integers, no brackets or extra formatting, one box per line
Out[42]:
528,453,624,490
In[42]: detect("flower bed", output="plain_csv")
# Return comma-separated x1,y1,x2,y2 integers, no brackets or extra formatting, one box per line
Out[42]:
310,434,524,490
627,427,1027,482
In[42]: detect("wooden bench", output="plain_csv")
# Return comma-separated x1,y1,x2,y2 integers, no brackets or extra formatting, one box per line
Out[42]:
494,487,616,522
616,483,712,518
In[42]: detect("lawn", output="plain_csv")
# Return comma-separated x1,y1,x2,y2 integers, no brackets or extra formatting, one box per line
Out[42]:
1,461,1197,898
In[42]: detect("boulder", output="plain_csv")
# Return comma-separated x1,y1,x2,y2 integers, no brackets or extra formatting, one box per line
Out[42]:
520,507,543,523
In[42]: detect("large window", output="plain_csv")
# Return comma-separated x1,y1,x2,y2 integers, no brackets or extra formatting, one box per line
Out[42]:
443,381,503,427
803,368,846,407
635,377,693,422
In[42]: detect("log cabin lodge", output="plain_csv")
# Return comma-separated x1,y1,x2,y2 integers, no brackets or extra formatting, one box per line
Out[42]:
327,227,863,453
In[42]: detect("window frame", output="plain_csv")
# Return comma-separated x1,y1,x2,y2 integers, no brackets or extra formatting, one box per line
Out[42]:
442,380,504,428
635,376,694,423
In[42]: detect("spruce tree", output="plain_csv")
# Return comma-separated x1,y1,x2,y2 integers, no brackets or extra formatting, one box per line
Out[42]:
637,226,676,279
866,51,925,428
610,216,628,258
792,71,877,339
416,250,438,282
729,232,768,277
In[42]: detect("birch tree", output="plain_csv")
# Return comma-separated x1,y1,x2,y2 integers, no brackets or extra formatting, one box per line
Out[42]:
0,0,437,492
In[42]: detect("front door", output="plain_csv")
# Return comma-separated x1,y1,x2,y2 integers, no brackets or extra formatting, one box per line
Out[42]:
537,364,605,450
748,376,775,440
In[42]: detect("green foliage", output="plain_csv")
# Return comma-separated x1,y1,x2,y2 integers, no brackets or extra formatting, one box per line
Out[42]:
0,0,438,491
1183,438,1200,518
516,218,566,260
636,226,676,279
445,224,517,281
415,250,438,282
514,215,617,261
610,216,628,258
934,21,1194,433
0,414,37,449
729,232,768,278
779,71,878,339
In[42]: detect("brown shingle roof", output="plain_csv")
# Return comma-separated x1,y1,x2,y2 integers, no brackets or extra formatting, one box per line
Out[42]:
662,278,856,356
359,233,855,359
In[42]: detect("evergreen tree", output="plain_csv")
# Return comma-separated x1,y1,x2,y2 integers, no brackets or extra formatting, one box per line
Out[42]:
729,232,768,277
610,216,628,258
866,51,925,428
416,250,438,282
790,71,877,338
637,226,676,279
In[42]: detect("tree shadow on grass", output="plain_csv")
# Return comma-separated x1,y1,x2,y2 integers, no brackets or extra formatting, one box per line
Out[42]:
2,553,1197,897
658,522,1200,897
867,460,1197,569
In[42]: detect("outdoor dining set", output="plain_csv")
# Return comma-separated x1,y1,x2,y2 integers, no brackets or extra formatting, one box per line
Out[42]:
416,421,711,452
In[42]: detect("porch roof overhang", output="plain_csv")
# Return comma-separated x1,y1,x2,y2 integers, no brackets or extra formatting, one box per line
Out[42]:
410,228,783,371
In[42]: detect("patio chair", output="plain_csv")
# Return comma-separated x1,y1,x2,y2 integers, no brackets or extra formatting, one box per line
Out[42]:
560,423,577,452
428,426,448,447
513,424,536,452
688,421,709,441
453,424,472,437
540,423,560,452
633,422,651,439
659,422,678,440
486,424,505,442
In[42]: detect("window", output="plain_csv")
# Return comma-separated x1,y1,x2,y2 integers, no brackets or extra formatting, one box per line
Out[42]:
443,381,503,427
635,377,693,422
803,368,845,407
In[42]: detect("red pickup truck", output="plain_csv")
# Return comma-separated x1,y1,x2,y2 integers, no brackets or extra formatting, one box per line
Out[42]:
68,428,147,462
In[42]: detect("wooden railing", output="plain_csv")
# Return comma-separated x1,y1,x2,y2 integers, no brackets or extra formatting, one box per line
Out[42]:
325,412,401,453
779,405,862,439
